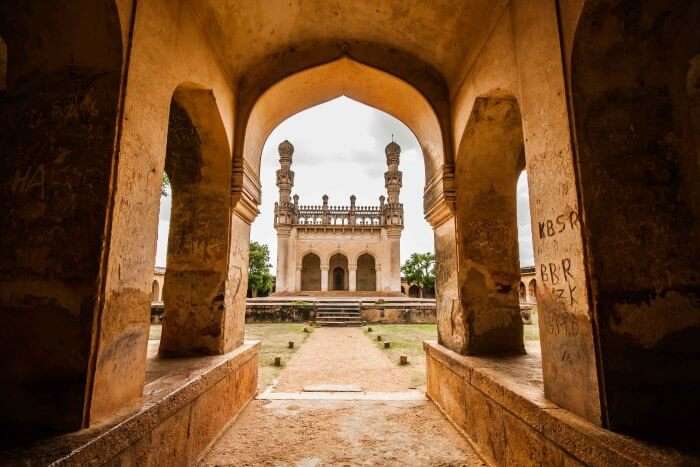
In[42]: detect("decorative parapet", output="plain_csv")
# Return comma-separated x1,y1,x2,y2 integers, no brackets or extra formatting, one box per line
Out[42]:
275,195,404,228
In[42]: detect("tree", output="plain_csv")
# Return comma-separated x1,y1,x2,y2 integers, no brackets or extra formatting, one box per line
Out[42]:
248,241,274,297
401,252,436,293
161,172,170,196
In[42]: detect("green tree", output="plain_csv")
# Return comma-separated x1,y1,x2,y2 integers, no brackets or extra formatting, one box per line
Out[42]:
161,172,170,196
401,252,436,292
248,241,274,297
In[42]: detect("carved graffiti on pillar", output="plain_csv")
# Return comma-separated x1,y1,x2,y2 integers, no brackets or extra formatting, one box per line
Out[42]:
537,210,580,240
540,257,577,306
11,164,47,200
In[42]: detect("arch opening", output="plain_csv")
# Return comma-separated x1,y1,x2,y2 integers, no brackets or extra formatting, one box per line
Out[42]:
242,57,446,199
356,253,377,292
329,254,349,291
301,253,321,291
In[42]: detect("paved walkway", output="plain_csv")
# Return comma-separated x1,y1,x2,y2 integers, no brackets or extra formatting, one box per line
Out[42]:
201,327,485,466
274,327,415,392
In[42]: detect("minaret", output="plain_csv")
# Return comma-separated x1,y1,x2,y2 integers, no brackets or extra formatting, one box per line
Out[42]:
384,140,402,205
383,140,403,292
274,140,294,292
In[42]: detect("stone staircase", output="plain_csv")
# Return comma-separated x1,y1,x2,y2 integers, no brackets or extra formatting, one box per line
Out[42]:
314,302,363,327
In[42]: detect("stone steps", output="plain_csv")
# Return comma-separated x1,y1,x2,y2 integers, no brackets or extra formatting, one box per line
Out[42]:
315,306,363,327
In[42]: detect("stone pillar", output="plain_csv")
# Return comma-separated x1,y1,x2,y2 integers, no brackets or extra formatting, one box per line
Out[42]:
387,228,402,292
157,95,235,358
349,263,357,292
0,30,137,433
295,266,302,292
275,226,291,292
424,171,462,354
376,264,383,292
321,266,329,291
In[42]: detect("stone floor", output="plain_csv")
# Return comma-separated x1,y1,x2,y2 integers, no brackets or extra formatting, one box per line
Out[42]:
201,400,485,467
200,327,485,466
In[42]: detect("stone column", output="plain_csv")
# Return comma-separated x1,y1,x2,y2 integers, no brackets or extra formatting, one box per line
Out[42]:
387,227,402,292
321,266,329,291
424,171,462,355
275,226,291,292
376,264,383,292
349,263,357,292
0,49,139,433
295,266,302,292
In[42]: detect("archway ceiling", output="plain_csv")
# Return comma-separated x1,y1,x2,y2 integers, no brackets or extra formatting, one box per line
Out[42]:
197,0,507,91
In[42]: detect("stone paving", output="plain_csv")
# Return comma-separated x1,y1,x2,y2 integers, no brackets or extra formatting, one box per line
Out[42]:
200,326,485,466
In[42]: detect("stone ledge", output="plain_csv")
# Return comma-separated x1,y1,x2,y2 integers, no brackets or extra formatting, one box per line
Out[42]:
2,342,260,467
424,340,696,466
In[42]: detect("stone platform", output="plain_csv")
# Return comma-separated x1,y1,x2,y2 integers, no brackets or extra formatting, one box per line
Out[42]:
1,342,260,466
424,341,697,466
247,294,437,324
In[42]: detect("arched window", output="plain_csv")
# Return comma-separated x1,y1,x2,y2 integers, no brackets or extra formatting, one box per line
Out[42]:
519,282,526,302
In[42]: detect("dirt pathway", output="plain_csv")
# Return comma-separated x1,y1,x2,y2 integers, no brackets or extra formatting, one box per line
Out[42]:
201,400,486,467
273,327,414,392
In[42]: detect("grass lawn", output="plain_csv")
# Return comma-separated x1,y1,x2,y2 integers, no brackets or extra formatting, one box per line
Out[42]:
364,319,541,389
364,324,437,389
245,323,313,389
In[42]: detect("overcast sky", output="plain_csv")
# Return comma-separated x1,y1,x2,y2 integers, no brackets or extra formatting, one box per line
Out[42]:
155,97,534,271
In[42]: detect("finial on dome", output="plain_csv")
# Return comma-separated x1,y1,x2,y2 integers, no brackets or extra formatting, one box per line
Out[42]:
385,140,401,155
278,140,294,155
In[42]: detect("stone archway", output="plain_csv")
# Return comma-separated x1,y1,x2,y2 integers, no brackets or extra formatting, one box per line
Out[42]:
301,253,321,291
518,282,526,302
328,254,349,291
356,253,377,292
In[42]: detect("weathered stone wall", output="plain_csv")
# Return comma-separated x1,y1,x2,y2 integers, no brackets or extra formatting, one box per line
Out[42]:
0,1,125,435
425,341,694,466
361,307,436,324
570,0,700,436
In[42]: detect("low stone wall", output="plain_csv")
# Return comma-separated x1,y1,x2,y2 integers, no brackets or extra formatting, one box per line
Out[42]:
361,306,436,324
245,304,313,323
4,342,259,466
424,341,693,467
246,300,437,324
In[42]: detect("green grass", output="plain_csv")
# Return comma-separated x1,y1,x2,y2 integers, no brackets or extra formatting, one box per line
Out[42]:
364,324,437,389
244,323,313,389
